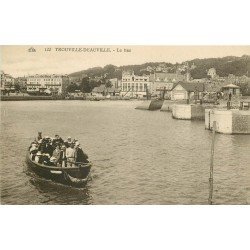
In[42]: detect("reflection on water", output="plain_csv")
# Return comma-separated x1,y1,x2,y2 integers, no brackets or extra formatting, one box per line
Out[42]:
1,100,250,204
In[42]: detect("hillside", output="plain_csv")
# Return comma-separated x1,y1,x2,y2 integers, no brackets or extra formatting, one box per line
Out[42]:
69,55,250,80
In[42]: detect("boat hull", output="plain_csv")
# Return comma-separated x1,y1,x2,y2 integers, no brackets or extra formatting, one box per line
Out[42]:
26,152,91,187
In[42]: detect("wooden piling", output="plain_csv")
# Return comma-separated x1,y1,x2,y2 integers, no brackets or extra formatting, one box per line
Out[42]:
209,121,216,205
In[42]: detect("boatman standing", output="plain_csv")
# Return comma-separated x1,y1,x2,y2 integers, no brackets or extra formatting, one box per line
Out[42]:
66,143,75,167
36,132,42,142
74,142,89,163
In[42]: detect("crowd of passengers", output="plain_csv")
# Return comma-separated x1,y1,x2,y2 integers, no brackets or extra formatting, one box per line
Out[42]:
29,132,89,167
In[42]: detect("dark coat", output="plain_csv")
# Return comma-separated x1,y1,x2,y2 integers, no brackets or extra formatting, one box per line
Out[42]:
64,141,71,148
44,144,54,157
52,138,64,147
38,143,46,154
75,147,89,163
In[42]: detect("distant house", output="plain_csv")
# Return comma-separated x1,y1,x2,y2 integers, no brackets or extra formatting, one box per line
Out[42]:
222,83,241,96
171,82,205,100
26,74,69,95
149,72,186,83
0,71,15,93
207,68,217,79
149,72,186,98
92,84,120,97
151,82,174,99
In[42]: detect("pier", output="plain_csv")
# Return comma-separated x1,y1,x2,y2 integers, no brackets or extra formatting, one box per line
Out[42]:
160,100,175,112
172,104,205,120
205,109,250,134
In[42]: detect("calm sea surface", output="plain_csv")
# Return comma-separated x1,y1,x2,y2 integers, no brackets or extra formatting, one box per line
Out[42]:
0,100,249,204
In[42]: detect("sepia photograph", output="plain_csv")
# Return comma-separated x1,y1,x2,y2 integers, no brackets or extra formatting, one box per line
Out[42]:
1,1,250,249
1,45,249,205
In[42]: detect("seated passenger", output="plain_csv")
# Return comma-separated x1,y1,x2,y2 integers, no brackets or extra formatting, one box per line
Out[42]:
42,154,51,165
38,139,46,153
52,144,61,166
30,143,38,161
35,151,43,163
50,156,57,165
52,134,64,148
44,141,54,157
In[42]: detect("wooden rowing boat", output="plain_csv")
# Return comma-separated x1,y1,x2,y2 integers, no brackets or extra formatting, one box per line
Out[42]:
26,151,92,187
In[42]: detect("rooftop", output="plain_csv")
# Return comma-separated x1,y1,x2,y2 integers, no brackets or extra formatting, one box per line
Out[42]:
222,83,240,89
173,82,205,92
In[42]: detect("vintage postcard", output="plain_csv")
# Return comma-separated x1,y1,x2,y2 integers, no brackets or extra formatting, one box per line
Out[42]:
0,45,250,205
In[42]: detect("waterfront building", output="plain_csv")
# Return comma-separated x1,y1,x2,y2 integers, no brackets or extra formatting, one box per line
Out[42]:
170,82,205,100
222,83,241,96
0,71,15,93
120,71,151,98
92,84,120,97
26,74,70,94
149,72,186,98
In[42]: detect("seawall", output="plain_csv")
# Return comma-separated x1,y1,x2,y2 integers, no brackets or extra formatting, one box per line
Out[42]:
205,109,250,134
172,104,205,120
135,100,164,110
0,95,58,101
160,100,175,112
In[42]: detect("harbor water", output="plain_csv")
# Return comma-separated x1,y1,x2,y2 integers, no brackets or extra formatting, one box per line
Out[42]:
0,100,249,204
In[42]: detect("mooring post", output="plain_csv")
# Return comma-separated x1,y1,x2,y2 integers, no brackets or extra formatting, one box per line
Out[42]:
209,121,216,205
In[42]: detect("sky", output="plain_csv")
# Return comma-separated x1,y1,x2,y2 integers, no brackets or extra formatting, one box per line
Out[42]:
1,46,249,77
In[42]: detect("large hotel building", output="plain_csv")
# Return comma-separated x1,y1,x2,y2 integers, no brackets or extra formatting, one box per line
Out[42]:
120,71,151,98
0,71,15,92
26,74,70,94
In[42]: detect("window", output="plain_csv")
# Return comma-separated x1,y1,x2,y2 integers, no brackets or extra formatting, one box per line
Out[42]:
140,83,143,91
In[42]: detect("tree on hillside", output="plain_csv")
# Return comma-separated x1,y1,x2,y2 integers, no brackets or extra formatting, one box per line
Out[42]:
80,77,92,93
66,82,79,93
105,79,112,88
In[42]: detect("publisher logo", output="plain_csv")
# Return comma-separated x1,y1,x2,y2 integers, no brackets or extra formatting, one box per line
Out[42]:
28,47,36,52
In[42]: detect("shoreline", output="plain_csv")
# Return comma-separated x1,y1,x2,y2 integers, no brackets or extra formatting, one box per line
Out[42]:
0,95,145,101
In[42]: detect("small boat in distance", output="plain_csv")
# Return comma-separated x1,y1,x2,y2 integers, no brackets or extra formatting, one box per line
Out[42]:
26,151,92,187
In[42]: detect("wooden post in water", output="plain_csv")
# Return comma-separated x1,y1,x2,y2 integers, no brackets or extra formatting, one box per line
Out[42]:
162,87,166,100
209,121,216,205
146,84,149,100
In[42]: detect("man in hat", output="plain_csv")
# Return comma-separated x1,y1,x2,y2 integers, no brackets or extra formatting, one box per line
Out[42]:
36,132,42,142
64,136,72,148
44,140,53,157
52,134,64,148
